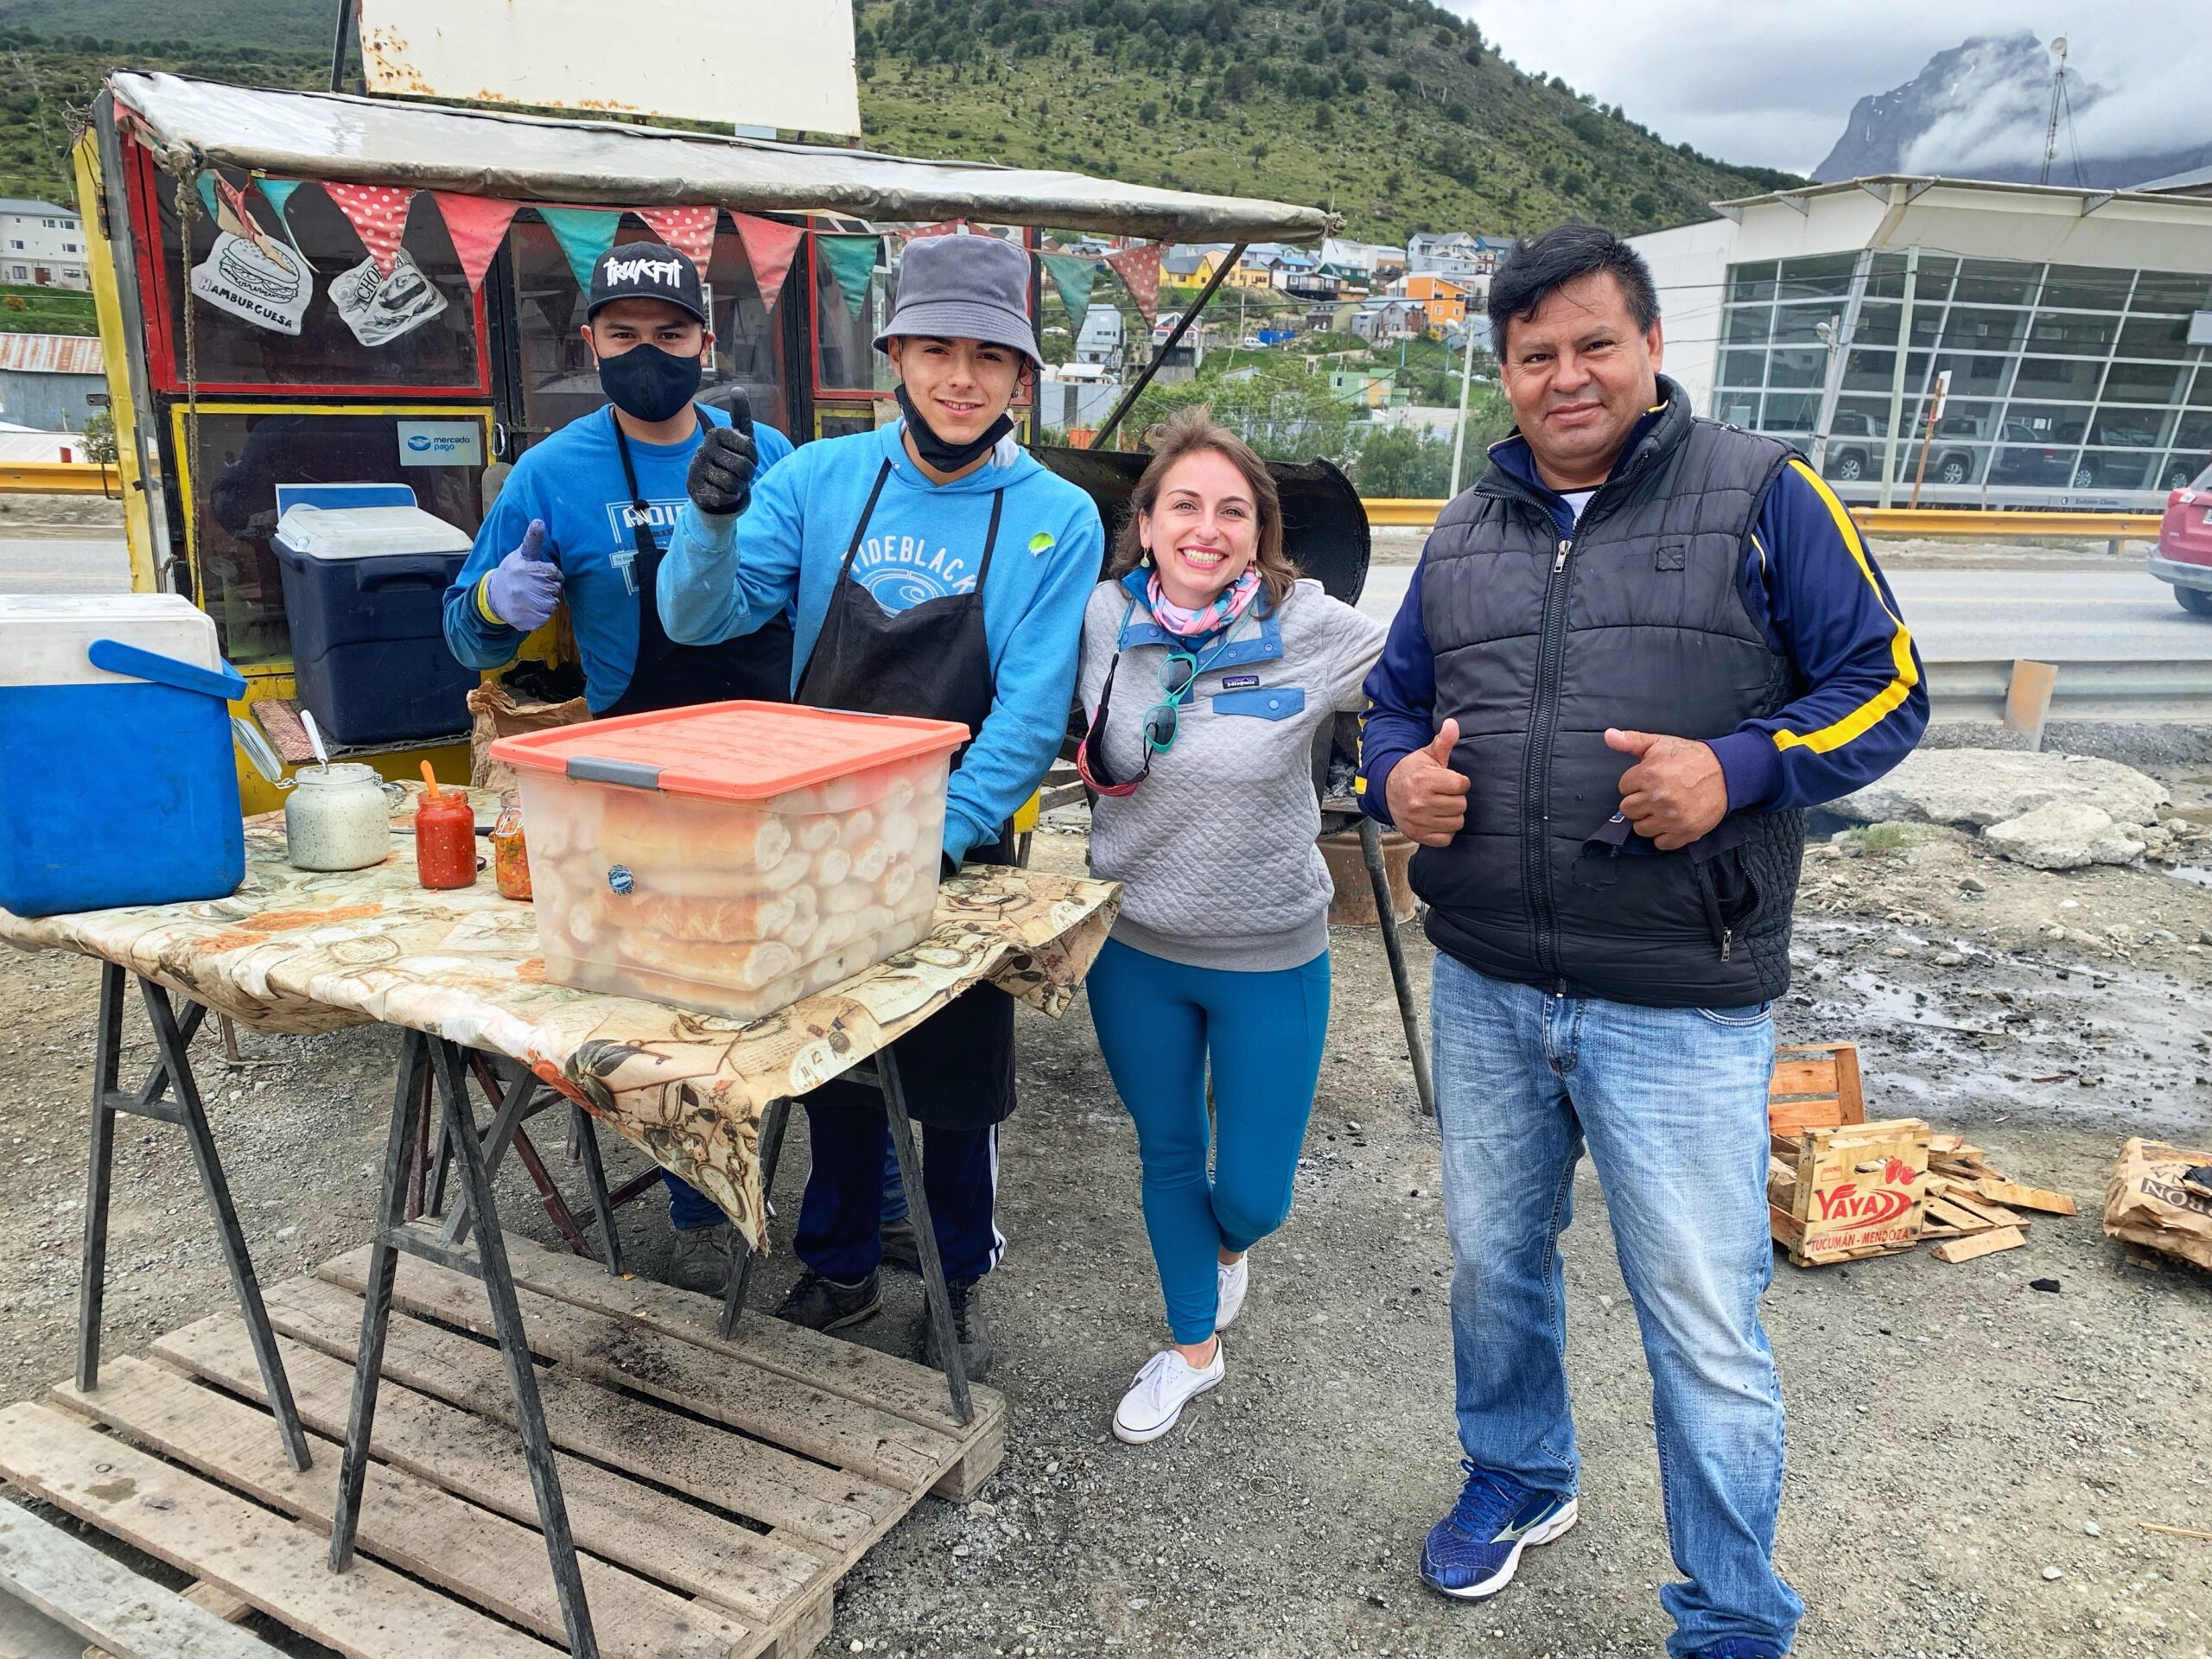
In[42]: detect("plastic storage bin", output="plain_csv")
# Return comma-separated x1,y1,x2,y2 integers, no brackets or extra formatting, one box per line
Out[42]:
0,594,247,918
491,701,969,1020
272,503,477,747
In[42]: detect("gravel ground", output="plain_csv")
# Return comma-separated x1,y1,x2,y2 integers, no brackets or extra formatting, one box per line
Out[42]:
3,814,2209,1659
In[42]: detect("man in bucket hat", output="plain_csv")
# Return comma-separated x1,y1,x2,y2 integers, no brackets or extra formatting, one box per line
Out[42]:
659,230,1103,1376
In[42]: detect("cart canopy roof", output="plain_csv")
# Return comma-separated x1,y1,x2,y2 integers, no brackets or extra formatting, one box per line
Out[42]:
107,72,1334,244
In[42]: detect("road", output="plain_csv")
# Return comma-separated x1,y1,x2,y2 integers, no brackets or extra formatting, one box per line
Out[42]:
0,536,130,594
1352,560,2212,661
5,533,2209,662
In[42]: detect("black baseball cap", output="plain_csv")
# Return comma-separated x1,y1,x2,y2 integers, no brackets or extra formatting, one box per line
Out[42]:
587,240,709,326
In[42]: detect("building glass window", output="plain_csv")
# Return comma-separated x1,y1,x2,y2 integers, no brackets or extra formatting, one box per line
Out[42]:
2132,271,2212,315
1775,254,1856,302
2040,264,2129,312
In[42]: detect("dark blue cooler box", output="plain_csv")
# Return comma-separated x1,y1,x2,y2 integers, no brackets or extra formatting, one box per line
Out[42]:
273,503,477,747
0,594,247,918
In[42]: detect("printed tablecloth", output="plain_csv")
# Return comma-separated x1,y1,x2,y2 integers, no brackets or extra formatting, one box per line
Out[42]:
0,808,1118,1246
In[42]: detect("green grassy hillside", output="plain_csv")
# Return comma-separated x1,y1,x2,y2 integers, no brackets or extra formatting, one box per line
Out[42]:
0,2,1794,241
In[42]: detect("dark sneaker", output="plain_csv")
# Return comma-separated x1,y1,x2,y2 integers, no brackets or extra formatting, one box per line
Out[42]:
921,1277,993,1380
666,1223,734,1297
1420,1460,1578,1599
774,1269,882,1332
1691,1643,1783,1659
880,1216,923,1274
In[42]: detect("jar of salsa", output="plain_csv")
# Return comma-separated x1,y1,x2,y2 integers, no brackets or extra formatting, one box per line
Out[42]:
414,773,478,891
492,790,531,900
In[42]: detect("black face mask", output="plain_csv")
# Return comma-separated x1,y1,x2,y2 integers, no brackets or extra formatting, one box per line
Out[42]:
599,343,703,424
896,384,1014,474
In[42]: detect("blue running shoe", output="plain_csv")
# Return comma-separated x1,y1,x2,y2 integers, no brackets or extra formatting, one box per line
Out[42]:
1420,1461,1579,1599
1690,1643,1782,1659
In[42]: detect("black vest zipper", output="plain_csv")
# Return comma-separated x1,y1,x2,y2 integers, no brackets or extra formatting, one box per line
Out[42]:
1521,532,1574,988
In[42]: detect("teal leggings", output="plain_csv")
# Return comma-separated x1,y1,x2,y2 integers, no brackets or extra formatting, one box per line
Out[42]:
1085,937,1332,1344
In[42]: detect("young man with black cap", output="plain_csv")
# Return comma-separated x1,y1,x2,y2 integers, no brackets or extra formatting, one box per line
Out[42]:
658,231,1104,1376
442,238,796,1292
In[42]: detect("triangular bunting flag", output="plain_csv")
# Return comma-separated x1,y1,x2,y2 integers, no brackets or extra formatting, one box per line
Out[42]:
817,233,882,318
193,170,221,224
256,178,303,221
539,205,624,296
321,181,418,276
1107,244,1163,325
1041,253,1097,324
734,213,804,314
903,219,964,241
431,193,522,296
635,205,720,276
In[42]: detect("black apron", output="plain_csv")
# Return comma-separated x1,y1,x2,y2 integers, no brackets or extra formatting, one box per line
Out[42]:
798,458,1016,1130
599,405,796,718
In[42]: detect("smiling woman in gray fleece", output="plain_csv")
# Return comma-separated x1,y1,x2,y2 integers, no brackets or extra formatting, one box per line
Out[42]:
1076,408,1386,1445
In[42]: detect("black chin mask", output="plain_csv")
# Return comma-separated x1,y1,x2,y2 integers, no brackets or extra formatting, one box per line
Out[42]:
599,343,703,424
896,384,1014,474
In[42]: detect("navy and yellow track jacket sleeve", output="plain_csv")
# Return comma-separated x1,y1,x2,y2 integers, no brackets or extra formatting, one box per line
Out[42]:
1357,454,1927,825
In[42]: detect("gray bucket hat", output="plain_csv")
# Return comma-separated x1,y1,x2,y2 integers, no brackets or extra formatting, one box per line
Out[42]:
874,232,1040,368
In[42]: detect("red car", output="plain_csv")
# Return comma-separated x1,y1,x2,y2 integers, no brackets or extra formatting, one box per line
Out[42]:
2152,461,2212,617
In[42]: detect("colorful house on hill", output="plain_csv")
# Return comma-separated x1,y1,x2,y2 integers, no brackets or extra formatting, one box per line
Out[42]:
1396,273,1473,332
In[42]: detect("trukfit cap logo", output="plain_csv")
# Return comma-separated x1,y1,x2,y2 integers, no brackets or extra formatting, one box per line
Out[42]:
601,254,685,289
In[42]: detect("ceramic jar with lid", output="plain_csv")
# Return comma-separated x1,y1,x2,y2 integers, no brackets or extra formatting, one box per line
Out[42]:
283,763,404,871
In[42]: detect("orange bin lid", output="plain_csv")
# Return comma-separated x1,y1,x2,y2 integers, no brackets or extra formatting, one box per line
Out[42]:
489,701,969,802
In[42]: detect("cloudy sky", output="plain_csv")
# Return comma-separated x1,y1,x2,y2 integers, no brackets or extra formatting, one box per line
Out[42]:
1457,2,2204,175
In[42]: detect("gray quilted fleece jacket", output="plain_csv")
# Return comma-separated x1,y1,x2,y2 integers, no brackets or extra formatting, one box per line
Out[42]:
1078,576,1388,972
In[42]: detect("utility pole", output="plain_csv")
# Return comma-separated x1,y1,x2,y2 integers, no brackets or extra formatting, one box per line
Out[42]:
1878,245,1920,508
2039,37,2069,188
1447,311,1480,498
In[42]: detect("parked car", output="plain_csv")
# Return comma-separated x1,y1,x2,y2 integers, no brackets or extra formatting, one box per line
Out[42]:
1988,418,2095,487
2151,459,2212,618
1823,409,1980,486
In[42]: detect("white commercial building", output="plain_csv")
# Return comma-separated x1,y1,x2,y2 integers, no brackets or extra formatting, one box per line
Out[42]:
0,199,89,290
1630,176,2212,508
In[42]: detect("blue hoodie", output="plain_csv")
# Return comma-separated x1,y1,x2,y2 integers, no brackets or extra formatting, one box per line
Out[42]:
442,403,795,712
658,421,1103,864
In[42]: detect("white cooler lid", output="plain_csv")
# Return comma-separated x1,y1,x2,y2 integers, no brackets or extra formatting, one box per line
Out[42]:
274,503,474,562
0,593,223,689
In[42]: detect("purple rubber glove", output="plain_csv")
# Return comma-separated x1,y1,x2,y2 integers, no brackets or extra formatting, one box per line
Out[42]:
480,518,561,632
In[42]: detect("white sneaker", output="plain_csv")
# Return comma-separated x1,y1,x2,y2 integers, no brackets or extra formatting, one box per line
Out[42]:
1215,1255,1249,1331
1112,1344,1224,1444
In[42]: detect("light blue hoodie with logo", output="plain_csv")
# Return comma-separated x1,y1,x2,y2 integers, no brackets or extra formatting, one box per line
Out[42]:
658,420,1104,864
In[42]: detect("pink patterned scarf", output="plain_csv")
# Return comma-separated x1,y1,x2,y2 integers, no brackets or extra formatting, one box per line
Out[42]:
1146,568,1261,637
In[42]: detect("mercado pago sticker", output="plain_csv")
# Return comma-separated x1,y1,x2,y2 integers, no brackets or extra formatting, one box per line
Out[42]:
189,229,314,335
396,419,483,468
330,249,448,348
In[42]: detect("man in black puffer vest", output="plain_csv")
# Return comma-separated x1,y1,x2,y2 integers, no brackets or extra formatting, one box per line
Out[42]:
1358,225,1926,1658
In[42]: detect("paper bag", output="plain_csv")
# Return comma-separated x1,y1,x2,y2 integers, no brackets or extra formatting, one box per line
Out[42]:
2103,1136,2212,1271
468,683,591,791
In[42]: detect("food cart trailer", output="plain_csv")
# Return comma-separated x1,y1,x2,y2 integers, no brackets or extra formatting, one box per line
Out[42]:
73,71,1333,813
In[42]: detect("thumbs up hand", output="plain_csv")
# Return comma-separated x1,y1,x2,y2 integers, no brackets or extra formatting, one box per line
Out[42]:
1607,728,1728,850
482,518,561,632
1385,716,1471,847
687,398,759,518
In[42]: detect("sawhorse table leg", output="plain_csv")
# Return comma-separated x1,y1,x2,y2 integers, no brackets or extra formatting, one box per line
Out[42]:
76,962,311,1471
330,1030,596,1658
716,1052,975,1427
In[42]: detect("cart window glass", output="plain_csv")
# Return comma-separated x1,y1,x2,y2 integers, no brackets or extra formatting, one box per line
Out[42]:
510,213,792,451
177,408,487,666
149,166,485,393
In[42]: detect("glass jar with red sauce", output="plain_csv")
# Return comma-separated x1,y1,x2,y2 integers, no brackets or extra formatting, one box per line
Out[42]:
414,784,479,890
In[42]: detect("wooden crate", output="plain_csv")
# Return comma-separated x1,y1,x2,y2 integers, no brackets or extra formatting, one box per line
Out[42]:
1769,1117,1930,1268
1766,1042,1865,1135
0,1230,1007,1659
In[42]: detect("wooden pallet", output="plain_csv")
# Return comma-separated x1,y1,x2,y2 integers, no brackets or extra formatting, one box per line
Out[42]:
1766,1042,1865,1135
0,1230,1007,1659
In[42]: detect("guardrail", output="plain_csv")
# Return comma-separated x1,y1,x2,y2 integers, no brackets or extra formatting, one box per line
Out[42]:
1361,499,2164,542
1926,658,2212,724
0,461,120,497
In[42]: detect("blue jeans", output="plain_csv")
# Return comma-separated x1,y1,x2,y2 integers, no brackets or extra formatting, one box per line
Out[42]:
1086,938,1331,1344
1430,954,1802,1657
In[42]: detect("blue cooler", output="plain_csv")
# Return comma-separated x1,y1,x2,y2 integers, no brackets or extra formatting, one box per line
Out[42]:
272,503,477,747
0,594,248,918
